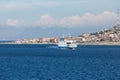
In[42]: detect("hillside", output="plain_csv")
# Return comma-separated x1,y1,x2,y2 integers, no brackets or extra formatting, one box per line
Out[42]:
78,25,120,42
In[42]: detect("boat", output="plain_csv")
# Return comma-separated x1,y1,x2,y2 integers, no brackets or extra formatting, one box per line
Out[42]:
57,37,77,49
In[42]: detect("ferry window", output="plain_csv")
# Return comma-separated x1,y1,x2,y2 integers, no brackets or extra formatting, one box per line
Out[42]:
67,42,71,44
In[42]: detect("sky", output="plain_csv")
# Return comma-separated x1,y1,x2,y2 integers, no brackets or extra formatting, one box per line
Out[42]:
0,0,120,40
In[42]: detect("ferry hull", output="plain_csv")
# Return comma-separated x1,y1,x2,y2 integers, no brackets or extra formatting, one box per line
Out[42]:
57,38,77,49
58,44,77,49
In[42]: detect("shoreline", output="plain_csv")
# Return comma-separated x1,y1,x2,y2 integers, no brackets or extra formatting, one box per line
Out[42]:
78,42,120,45
0,42,120,45
0,42,56,45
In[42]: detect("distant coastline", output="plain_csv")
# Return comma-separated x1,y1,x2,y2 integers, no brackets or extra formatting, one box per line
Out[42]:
1,41,120,46
78,42,120,45
1,25,120,46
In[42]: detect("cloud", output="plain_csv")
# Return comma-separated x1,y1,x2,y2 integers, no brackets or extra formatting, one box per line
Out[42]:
0,2,28,10
0,1,61,10
1,11,117,27
36,14,57,26
36,11,117,27
6,19,24,26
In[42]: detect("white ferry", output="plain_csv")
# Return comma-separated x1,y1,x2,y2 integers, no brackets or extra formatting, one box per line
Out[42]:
57,38,77,49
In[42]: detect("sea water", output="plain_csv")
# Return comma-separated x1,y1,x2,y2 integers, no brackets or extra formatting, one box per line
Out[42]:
0,44,120,80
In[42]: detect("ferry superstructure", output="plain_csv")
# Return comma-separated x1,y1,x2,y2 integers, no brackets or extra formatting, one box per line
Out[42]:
57,38,77,49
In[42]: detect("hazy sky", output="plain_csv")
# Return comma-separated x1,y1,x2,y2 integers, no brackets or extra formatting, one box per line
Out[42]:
0,0,120,40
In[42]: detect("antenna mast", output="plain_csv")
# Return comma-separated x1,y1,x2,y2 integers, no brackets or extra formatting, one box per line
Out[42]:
116,8,120,26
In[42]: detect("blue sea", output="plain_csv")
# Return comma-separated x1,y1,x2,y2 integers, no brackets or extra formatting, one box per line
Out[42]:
0,44,120,80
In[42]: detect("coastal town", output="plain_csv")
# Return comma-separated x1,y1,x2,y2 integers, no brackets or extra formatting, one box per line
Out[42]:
14,24,120,45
